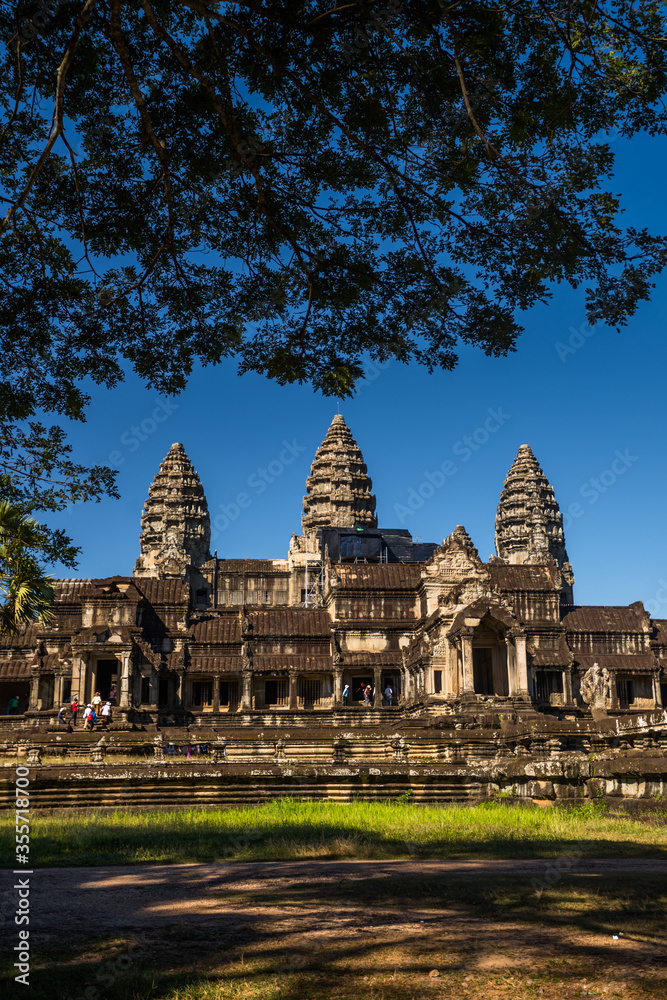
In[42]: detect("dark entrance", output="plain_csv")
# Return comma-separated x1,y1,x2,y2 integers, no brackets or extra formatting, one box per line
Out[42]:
158,676,169,707
473,648,494,695
265,679,278,706
96,659,118,701
352,676,372,703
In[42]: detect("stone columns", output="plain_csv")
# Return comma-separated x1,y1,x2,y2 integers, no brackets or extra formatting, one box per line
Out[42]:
289,672,298,711
505,636,517,695
212,677,220,713
563,668,574,708
513,631,529,697
119,652,132,709
460,629,474,696
72,653,87,703
373,666,383,707
149,670,159,706
241,670,253,710
174,669,185,711
333,668,343,705
28,671,40,711
652,671,663,709
54,674,64,708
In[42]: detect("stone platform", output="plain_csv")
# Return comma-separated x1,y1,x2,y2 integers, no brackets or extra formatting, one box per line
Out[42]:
2,708,667,810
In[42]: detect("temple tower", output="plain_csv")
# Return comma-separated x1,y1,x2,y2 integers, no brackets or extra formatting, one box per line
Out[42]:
134,443,211,579
495,445,573,599
301,414,377,536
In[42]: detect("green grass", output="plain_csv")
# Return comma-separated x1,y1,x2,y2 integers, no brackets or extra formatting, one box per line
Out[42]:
1,798,666,866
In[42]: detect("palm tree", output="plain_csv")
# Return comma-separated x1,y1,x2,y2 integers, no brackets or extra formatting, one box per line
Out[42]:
0,502,55,634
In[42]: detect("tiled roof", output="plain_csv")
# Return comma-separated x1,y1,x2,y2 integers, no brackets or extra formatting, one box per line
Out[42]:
652,620,667,644
252,654,332,672
334,618,417,629
0,625,38,649
133,578,188,604
488,564,558,591
249,609,331,637
189,655,241,674
216,559,290,574
562,606,646,632
0,659,33,679
54,579,94,601
344,651,402,665
191,616,241,643
574,653,657,674
531,642,571,667
337,564,421,589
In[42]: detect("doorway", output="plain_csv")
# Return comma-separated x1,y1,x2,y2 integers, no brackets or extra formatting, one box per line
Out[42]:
96,659,118,701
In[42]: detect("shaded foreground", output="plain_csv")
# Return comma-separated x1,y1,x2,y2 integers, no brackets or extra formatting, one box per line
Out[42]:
1,862,666,999
1,799,666,868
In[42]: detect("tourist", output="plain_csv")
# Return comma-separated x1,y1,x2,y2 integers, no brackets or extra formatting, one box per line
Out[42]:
384,683,393,706
57,704,68,724
82,703,92,727
108,685,116,704
85,707,97,731
101,701,112,728
70,698,78,726
7,694,19,715
342,683,350,706
363,684,371,707
92,690,102,716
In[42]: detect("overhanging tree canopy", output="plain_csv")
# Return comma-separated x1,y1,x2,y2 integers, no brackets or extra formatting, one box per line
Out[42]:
2,0,667,563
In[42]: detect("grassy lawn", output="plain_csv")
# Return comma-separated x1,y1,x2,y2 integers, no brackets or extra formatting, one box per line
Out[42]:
1,798,666,866
2,871,666,999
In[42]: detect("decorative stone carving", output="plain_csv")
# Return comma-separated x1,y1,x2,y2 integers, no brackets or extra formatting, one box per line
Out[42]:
91,737,106,765
332,735,352,762
134,442,211,579
301,414,377,534
580,662,611,714
152,734,165,763
212,737,227,763
389,734,408,761
495,444,572,594
26,745,41,766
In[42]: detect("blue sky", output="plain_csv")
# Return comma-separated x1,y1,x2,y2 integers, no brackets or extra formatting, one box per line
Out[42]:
44,131,667,615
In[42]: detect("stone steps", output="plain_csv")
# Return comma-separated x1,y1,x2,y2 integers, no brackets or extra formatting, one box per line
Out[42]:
0,777,484,810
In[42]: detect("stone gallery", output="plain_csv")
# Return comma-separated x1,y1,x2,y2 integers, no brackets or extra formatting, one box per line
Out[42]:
2,414,665,725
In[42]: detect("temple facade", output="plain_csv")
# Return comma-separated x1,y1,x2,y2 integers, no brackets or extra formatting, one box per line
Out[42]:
1,414,666,726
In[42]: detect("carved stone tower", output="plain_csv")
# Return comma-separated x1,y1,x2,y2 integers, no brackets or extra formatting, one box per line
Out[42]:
134,443,211,580
301,414,378,535
495,444,574,601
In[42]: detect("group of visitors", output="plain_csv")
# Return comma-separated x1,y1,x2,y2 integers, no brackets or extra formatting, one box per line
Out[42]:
341,682,395,707
56,690,114,729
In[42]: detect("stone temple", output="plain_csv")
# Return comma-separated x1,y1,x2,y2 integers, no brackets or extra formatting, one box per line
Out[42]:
2,413,666,725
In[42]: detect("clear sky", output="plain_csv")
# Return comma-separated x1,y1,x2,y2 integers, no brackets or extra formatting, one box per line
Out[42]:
44,131,667,615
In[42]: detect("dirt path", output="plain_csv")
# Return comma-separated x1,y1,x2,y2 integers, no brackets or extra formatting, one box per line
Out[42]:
4,859,667,936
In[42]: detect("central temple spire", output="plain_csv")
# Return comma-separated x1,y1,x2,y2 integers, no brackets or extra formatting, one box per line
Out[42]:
301,415,377,534
495,445,573,599
134,443,211,580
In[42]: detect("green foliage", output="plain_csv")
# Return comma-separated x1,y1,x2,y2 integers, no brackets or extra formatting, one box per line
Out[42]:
0,501,55,633
1,2,667,561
